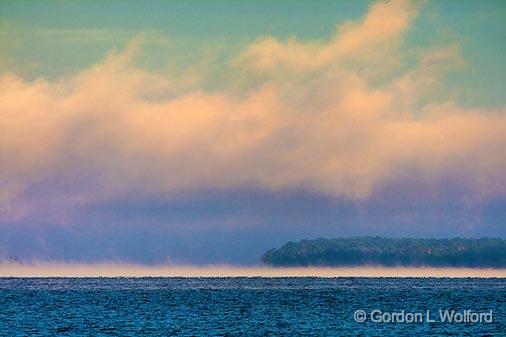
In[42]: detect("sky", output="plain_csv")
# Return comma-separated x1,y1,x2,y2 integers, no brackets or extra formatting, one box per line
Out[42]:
0,0,505,265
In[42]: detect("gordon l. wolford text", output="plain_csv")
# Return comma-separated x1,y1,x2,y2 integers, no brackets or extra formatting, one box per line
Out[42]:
354,309,493,323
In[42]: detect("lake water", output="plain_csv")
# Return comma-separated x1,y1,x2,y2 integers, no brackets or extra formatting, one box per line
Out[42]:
1,277,505,336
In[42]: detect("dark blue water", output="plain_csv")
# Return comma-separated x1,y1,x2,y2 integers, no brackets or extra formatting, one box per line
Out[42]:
1,278,505,336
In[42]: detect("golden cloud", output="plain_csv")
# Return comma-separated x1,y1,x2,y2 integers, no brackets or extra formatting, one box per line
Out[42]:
1,0,505,222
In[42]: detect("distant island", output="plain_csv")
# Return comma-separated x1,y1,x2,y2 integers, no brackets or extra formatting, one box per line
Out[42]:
261,237,506,268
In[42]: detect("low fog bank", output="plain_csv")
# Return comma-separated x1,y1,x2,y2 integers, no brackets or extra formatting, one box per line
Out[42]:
2,262,506,278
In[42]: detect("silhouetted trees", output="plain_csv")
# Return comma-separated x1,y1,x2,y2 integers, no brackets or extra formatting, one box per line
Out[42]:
261,237,506,267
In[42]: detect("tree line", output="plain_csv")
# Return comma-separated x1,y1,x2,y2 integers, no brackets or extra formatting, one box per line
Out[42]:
261,237,506,267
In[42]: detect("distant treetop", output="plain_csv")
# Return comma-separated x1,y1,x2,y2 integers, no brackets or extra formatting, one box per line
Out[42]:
261,237,506,268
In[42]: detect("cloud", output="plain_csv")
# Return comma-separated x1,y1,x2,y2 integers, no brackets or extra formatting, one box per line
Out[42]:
1,0,505,224
233,0,418,77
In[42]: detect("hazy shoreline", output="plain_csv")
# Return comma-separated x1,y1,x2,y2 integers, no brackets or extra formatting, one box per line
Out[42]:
262,237,506,268
2,262,506,278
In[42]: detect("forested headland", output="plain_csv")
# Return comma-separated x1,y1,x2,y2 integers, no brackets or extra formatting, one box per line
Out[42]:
261,237,506,267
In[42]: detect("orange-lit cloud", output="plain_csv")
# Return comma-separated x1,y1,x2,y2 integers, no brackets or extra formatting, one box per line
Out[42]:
1,0,505,223
234,0,418,75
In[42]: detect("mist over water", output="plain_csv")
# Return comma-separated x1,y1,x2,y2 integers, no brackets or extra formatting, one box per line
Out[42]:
2,262,506,278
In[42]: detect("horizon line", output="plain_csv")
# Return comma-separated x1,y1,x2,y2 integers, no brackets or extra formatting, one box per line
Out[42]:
2,262,506,278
